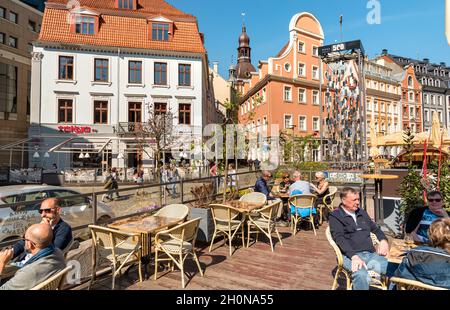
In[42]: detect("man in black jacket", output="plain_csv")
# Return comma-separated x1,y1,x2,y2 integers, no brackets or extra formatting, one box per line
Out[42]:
329,187,389,290
12,198,72,263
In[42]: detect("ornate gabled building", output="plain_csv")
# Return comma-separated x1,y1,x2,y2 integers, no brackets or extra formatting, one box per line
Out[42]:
237,12,325,162
26,0,216,170
380,50,450,132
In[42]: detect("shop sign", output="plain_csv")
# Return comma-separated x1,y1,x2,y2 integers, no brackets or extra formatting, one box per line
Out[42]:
58,125,97,134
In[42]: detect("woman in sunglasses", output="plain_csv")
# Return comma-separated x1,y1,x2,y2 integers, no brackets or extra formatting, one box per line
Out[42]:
405,191,450,243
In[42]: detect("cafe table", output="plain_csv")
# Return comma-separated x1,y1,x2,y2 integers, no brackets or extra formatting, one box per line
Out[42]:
108,215,182,259
387,238,420,264
360,174,399,226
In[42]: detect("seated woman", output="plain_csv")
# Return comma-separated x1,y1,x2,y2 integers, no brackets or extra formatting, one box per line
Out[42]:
279,173,292,192
310,172,331,219
405,191,450,243
393,218,450,289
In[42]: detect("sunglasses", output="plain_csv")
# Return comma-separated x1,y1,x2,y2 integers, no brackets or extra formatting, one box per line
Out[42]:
428,198,442,203
38,208,55,214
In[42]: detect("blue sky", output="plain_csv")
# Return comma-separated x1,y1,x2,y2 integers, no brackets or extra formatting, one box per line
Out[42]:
168,0,450,78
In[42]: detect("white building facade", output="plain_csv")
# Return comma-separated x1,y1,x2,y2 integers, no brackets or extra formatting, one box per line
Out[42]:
28,0,213,170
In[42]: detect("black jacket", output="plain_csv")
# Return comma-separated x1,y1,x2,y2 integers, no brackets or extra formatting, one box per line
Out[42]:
405,207,450,234
329,205,387,258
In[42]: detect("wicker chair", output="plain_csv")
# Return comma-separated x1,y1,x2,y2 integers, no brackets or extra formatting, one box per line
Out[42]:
155,204,189,221
88,225,143,290
288,194,317,236
317,186,338,225
239,192,267,208
31,265,73,290
209,204,246,256
325,227,387,290
389,277,449,290
247,200,283,252
154,218,204,288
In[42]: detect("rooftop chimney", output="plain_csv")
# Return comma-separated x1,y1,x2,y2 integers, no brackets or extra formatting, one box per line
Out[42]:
212,61,219,74
381,49,388,55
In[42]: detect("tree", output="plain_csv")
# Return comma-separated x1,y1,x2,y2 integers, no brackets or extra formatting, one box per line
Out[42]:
398,127,423,216
133,102,176,178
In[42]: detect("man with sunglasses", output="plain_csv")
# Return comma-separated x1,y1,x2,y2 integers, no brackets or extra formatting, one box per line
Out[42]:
0,223,66,290
405,191,450,243
11,198,72,263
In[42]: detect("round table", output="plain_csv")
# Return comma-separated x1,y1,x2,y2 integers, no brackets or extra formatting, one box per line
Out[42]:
360,174,399,226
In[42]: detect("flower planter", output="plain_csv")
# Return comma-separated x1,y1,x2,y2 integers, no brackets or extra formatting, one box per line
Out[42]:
190,207,214,243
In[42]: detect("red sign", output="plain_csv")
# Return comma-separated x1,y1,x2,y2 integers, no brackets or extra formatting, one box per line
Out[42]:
58,126,93,134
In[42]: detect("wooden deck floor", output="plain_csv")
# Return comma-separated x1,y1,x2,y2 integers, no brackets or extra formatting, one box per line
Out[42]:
90,223,338,290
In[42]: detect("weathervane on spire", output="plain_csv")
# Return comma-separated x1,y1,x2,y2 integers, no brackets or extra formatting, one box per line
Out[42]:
241,12,246,26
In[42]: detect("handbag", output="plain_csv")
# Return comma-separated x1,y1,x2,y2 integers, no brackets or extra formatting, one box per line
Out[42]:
103,179,113,189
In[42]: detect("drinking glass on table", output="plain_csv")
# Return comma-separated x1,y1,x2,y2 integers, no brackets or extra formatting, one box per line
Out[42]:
404,234,414,250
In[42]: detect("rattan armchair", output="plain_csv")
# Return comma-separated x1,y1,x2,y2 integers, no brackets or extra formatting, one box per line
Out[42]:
325,227,387,290
288,194,317,236
31,265,73,290
88,225,143,290
389,277,448,290
247,200,283,252
209,204,246,256
317,186,338,225
154,218,204,288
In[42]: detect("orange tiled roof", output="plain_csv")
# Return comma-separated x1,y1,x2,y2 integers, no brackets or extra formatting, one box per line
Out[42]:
39,0,206,54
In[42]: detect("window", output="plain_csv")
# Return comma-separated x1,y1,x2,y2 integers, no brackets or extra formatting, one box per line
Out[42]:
0,7,5,19
128,61,142,84
94,101,108,124
128,102,142,123
409,92,414,101
0,32,4,44
298,88,306,103
409,107,414,118
312,46,319,57
75,16,95,35
8,36,17,48
438,96,442,106
312,66,319,80
431,95,435,105
94,59,108,82
27,43,33,54
312,90,319,105
178,64,191,86
438,111,442,122
0,63,18,115
9,11,17,24
284,63,291,72
435,80,440,87
312,117,319,131
179,104,191,125
298,41,305,53
284,115,292,129
298,63,305,77
58,56,74,80
152,23,169,41
118,0,134,9
28,20,36,32
154,62,167,85
298,116,306,131
154,102,167,115
263,116,268,132
58,99,73,123
408,76,413,87
262,88,266,102
283,86,292,102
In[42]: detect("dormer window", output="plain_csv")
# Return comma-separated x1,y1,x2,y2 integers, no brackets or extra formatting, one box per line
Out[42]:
152,23,169,41
117,0,136,9
75,16,95,34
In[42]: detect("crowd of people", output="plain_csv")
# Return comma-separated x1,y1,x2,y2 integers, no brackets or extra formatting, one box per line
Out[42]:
253,170,450,290
0,198,73,290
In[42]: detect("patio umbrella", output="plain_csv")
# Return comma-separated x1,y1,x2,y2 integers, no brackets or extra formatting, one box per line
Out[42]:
429,111,442,147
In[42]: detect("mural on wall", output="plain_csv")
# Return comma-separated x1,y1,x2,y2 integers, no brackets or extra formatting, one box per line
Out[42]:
323,60,364,162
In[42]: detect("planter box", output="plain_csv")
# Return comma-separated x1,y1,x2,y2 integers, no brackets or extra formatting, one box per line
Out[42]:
190,207,214,243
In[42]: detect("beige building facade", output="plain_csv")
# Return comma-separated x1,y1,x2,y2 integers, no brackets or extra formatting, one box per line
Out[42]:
0,0,42,167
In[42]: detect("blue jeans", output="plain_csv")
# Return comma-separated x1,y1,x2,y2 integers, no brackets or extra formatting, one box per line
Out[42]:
343,251,388,290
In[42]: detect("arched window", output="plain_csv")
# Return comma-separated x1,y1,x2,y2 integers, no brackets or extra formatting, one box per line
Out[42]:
407,76,413,87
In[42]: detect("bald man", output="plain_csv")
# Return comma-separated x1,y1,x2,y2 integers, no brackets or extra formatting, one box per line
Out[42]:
12,198,72,261
0,224,66,290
